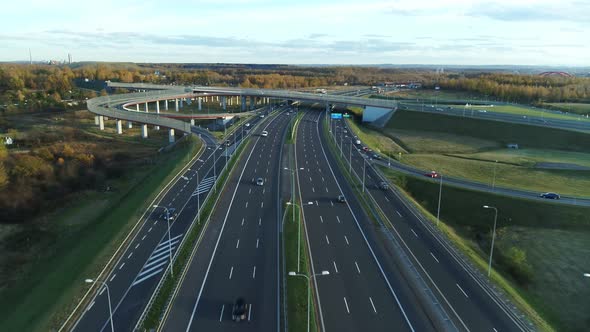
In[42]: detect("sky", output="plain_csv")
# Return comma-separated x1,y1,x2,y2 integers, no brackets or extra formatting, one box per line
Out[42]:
1,0,589,66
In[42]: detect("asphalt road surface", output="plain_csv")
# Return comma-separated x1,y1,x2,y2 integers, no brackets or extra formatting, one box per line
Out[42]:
296,110,438,332
329,116,532,331
161,111,291,332
70,114,264,332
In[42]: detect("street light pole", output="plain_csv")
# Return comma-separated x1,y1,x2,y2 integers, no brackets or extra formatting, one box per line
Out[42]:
85,279,114,332
483,205,498,277
288,271,330,332
153,205,173,277
437,173,443,226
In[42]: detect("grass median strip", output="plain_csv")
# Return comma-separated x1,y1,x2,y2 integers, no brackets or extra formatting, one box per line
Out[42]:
142,138,251,330
284,204,317,332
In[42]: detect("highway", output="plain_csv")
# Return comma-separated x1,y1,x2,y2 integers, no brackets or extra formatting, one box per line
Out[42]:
338,115,590,206
69,113,265,332
328,116,532,331
161,110,291,332
296,110,437,332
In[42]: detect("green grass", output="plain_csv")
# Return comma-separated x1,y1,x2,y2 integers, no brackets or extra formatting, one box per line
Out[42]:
388,110,590,152
544,103,590,115
377,89,484,101
345,118,406,154
495,227,590,332
445,104,590,122
385,128,499,154
143,138,250,330
0,136,201,332
380,167,590,331
285,204,317,332
399,153,590,197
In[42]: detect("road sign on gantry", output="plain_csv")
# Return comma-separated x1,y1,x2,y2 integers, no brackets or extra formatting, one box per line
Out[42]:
331,113,343,119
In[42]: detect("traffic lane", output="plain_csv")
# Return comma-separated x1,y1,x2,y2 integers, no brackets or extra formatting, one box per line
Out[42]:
90,144,235,332
309,117,435,332
73,137,226,332
296,114,418,332
345,133,524,331
186,115,288,332
161,113,283,331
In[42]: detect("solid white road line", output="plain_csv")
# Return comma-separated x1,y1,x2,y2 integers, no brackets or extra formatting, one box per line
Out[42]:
219,305,225,322
369,297,377,314
344,235,349,245
430,252,440,263
248,304,252,321
229,266,234,279
343,297,350,314
355,261,361,274
333,261,339,273
456,284,469,298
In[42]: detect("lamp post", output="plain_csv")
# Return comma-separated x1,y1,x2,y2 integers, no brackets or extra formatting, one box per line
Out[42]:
483,205,498,277
153,205,174,277
436,173,443,226
288,271,330,332
362,158,367,193
85,279,114,332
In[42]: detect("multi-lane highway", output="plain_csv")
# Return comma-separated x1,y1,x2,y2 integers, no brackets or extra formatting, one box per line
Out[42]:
161,110,291,331
328,116,531,331
295,110,439,332
69,113,265,332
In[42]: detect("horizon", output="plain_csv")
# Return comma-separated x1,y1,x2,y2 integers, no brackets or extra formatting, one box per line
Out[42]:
2,0,589,66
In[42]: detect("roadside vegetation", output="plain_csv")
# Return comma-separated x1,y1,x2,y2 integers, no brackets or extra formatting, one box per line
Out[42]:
380,168,590,332
0,110,201,332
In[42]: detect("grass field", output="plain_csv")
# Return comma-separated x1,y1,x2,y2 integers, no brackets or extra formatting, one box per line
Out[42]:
0,134,200,332
387,110,590,152
380,168,590,331
385,89,485,101
444,104,590,122
345,119,406,154
544,103,590,115
384,128,500,154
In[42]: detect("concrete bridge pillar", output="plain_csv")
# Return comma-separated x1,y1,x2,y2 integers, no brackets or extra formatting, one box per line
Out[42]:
222,96,227,110
99,116,104,130
145,102,149,112
165,99,169,110
198,97,202,111
136,104,139,112
180,98,184,108
241,96,246,111
190,119,195,126
116,120,123,134
169,129,175,143
94,116,99,125
175,99,179,112
155,101,160,130
141,124,148,138
128,121,133,129
216,96,219,102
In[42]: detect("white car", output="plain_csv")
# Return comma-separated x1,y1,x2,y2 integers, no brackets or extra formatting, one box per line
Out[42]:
245,123,251,127
261,131,268,137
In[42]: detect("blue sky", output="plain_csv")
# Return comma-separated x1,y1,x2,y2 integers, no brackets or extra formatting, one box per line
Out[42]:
1,0,589,65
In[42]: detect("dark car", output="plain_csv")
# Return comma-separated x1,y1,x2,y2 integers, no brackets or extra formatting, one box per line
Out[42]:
232,297,249,322
371,153,381,160
378,181,389,190
162,208,177,221
337,195,346,203
540,192,560,200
